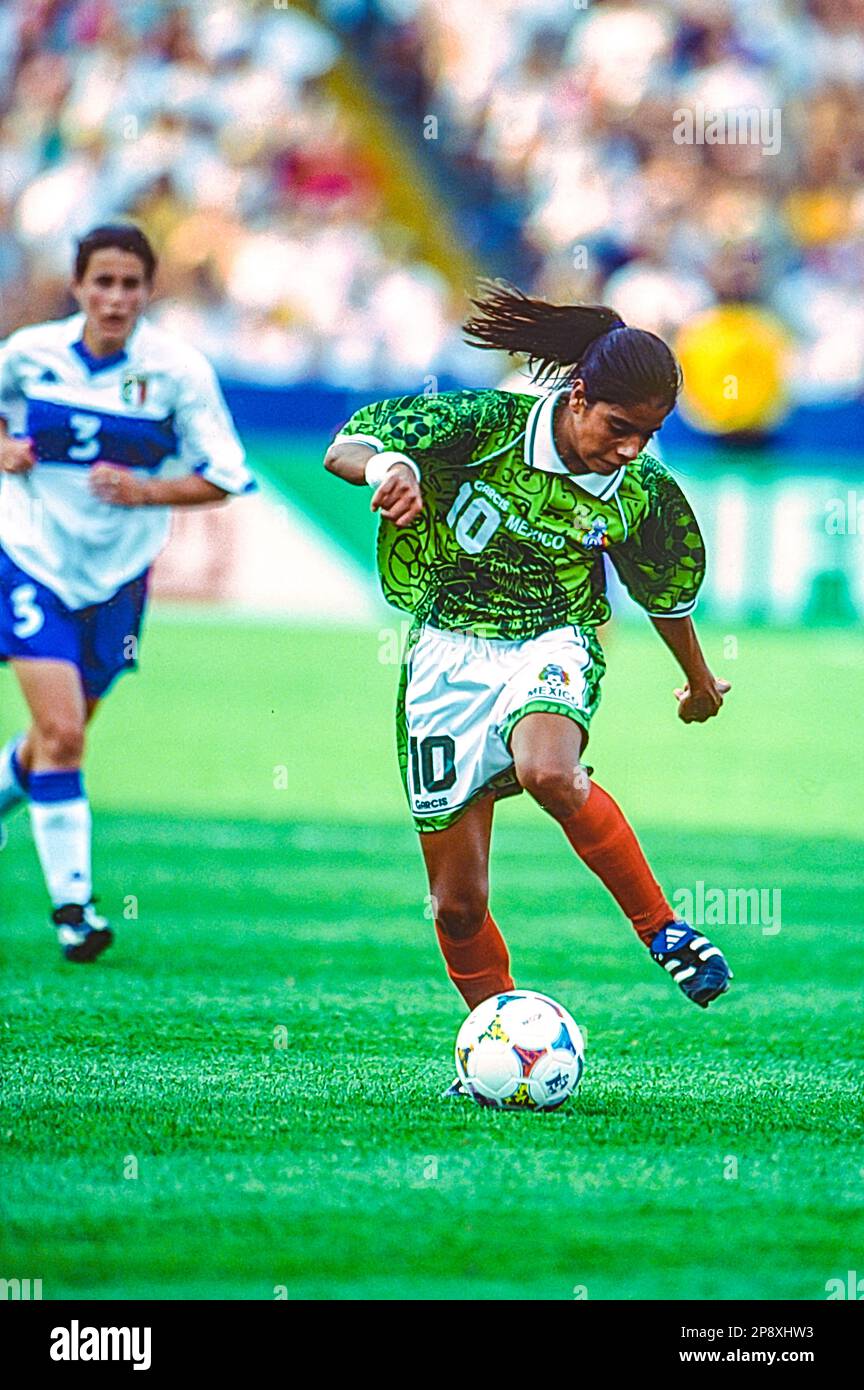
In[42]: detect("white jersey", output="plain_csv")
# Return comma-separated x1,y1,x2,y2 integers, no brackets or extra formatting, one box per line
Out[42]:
0,312,254,609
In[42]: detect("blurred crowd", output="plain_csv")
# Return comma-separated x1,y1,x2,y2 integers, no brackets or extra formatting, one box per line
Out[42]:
2,0,864,406
354,0,864,407
0,0,473,388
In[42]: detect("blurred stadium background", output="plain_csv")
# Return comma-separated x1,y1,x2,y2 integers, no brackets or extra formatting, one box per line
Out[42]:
0,0,862,622
2,0,863,1301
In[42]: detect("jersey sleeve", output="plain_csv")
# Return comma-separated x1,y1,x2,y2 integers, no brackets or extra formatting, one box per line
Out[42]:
332,390,521,470
173,351,256,495
608,457,705,618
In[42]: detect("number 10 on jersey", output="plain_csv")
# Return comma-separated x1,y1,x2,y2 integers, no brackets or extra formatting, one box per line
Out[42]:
446,482,502,555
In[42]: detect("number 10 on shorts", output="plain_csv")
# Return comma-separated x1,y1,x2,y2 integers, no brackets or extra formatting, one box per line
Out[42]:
409,735,457,794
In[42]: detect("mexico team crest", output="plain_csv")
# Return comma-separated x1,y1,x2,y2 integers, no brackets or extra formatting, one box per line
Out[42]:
538,664,570,687
577,516,609,549
121,372,148,406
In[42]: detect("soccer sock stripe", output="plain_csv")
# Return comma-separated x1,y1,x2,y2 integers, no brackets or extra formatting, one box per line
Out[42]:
435,911,514,1009
561,782,673,944
28,770,92,908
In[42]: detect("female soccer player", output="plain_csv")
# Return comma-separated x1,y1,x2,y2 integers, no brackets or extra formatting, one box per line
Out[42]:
324,284,733,1076
0,224,254,961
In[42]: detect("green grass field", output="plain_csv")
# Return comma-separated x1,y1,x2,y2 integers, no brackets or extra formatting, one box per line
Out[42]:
1,615,862,1300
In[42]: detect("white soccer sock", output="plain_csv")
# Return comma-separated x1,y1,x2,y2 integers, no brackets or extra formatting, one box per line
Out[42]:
0,734,29,818
28,771,92,908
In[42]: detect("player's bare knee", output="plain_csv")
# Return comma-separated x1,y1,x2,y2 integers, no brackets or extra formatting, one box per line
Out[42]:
571,768,591,811
435,893,488,942
520,762,585,820
35,717,85,767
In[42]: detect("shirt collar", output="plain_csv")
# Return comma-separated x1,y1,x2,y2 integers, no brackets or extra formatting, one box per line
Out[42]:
523,389,626,502
72,338,129,374
70,315,143,375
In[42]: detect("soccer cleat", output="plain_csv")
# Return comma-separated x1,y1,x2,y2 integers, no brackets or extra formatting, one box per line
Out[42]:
52,901,114,963
441,1076,467,1099
649,922,732,1008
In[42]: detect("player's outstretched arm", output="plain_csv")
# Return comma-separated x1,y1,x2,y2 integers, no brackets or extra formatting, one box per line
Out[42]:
324,440,423,528
650,615,731,724
323,438,376,485
89,467,228,507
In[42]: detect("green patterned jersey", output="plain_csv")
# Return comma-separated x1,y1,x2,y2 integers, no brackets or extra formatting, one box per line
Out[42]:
334,388,705,640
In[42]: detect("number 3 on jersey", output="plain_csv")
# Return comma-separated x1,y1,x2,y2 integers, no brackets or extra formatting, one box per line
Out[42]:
446,481,501,555
68,412,102,462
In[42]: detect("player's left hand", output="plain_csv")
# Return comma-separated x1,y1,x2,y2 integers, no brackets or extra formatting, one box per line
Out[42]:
674,676,731,723
89,464,148,507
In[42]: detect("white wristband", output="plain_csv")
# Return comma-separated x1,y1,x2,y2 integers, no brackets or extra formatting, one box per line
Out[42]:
365,450,421,488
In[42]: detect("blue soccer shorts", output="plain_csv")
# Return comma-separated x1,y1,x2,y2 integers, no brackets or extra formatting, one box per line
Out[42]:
0,546,149,699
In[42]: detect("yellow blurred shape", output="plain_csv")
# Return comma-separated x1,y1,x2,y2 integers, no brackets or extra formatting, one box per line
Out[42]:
784,189,854,247
676,304,790,434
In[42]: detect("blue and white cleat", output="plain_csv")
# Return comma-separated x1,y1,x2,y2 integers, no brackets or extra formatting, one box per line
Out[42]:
52,901,114,963
649,922,732,1008
441,1076,467,1099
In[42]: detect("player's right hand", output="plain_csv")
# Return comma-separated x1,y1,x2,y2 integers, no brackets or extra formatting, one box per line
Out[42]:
0,436,36,474
371,463,423,528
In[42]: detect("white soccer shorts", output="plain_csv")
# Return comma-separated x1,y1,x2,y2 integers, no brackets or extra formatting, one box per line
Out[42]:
396,623,605,833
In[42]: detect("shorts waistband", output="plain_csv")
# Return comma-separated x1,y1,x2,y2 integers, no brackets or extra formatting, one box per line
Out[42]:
420,623,588,648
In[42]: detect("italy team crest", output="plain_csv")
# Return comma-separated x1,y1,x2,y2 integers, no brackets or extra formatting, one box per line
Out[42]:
121,372,148,406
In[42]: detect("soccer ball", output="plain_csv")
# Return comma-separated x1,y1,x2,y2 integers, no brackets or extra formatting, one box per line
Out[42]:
455,990,584,1110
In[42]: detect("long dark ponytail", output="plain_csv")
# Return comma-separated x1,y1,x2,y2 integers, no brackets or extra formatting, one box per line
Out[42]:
463,280,682,410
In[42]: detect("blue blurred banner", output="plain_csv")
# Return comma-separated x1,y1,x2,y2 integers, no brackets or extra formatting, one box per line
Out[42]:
223,380,864,458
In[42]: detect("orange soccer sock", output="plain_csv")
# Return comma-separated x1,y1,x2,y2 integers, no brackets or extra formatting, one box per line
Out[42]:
435,911,515,1009
561,782,673,945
